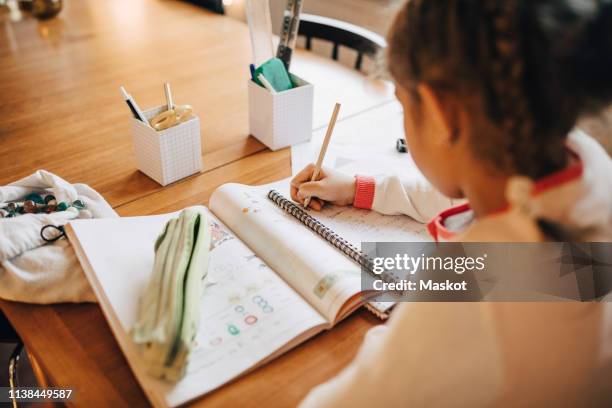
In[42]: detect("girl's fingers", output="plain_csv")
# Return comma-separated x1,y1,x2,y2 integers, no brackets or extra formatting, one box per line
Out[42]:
291,164,317,188
309,198,324,211
297,181,327,201
290,185,299,202
291,164,329,204
291,165,328,189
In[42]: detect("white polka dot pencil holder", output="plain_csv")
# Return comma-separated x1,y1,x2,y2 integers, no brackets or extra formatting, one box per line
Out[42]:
131,105,202,186
248,73,314,151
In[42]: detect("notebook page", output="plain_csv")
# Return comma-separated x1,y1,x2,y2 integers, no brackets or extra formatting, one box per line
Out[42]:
68,209,326,407
210,185,360,322
209,180,429,323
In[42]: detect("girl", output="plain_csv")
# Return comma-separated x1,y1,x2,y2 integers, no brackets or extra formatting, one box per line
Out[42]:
293,0,612,406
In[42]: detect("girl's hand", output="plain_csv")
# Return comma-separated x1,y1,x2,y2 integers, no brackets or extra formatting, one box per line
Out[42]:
290,164,356,211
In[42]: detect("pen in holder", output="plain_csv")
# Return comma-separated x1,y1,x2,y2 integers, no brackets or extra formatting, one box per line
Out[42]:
248,73,314,151
131,106,202,186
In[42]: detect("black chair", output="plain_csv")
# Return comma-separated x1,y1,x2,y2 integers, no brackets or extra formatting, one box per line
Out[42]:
297,13,387,71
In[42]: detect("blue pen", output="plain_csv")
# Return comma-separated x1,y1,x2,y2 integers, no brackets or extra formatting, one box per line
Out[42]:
249,64,256,81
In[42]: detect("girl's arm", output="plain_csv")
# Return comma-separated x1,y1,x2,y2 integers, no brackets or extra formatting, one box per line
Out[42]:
291,164,454,223
353,174,454,223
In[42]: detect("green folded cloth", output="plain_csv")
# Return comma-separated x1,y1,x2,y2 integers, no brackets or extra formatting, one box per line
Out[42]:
132,207,211,382
254,57,294,92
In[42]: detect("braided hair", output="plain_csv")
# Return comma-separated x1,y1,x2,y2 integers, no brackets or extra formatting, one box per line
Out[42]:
387,0,612,179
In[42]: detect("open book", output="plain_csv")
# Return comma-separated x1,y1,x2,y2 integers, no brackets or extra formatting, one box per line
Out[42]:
66,179,428,407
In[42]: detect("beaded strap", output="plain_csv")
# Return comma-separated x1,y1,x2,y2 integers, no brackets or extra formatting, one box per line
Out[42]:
267,190,400,284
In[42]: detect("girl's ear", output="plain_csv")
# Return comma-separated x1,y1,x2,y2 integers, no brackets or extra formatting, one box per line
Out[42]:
417,84,460,145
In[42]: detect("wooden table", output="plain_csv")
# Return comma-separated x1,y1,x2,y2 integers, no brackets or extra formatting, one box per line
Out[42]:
0,0,395,406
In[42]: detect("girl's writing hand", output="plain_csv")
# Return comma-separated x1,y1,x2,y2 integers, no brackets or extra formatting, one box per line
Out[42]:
290,164,356,211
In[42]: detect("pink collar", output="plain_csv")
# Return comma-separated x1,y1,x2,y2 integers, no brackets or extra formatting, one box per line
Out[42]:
427,161,584,242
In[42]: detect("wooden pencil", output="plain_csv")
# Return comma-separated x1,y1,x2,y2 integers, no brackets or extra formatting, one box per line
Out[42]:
303,102,341,208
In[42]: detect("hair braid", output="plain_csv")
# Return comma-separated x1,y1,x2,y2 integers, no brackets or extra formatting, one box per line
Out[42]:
388,0,612,180
484,1,537,176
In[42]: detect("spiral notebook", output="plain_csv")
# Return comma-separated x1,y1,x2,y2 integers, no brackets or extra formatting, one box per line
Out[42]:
267,189,401,319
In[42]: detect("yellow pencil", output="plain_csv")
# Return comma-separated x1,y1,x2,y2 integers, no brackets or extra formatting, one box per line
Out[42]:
303,102,341,209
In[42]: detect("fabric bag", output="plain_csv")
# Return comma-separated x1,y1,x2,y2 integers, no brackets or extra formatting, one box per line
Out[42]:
0,170,117,303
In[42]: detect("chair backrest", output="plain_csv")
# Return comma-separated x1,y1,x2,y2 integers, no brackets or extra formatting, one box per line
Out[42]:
297,13,387,71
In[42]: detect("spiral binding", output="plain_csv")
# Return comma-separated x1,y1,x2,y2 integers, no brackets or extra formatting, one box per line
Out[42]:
267,190,386,278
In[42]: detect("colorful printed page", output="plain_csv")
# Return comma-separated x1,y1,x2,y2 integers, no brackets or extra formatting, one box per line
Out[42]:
67,211,327,408
209,179,428,323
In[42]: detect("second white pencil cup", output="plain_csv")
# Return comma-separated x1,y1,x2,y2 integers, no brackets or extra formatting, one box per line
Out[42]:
131,106,203,186
248,74,314,151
